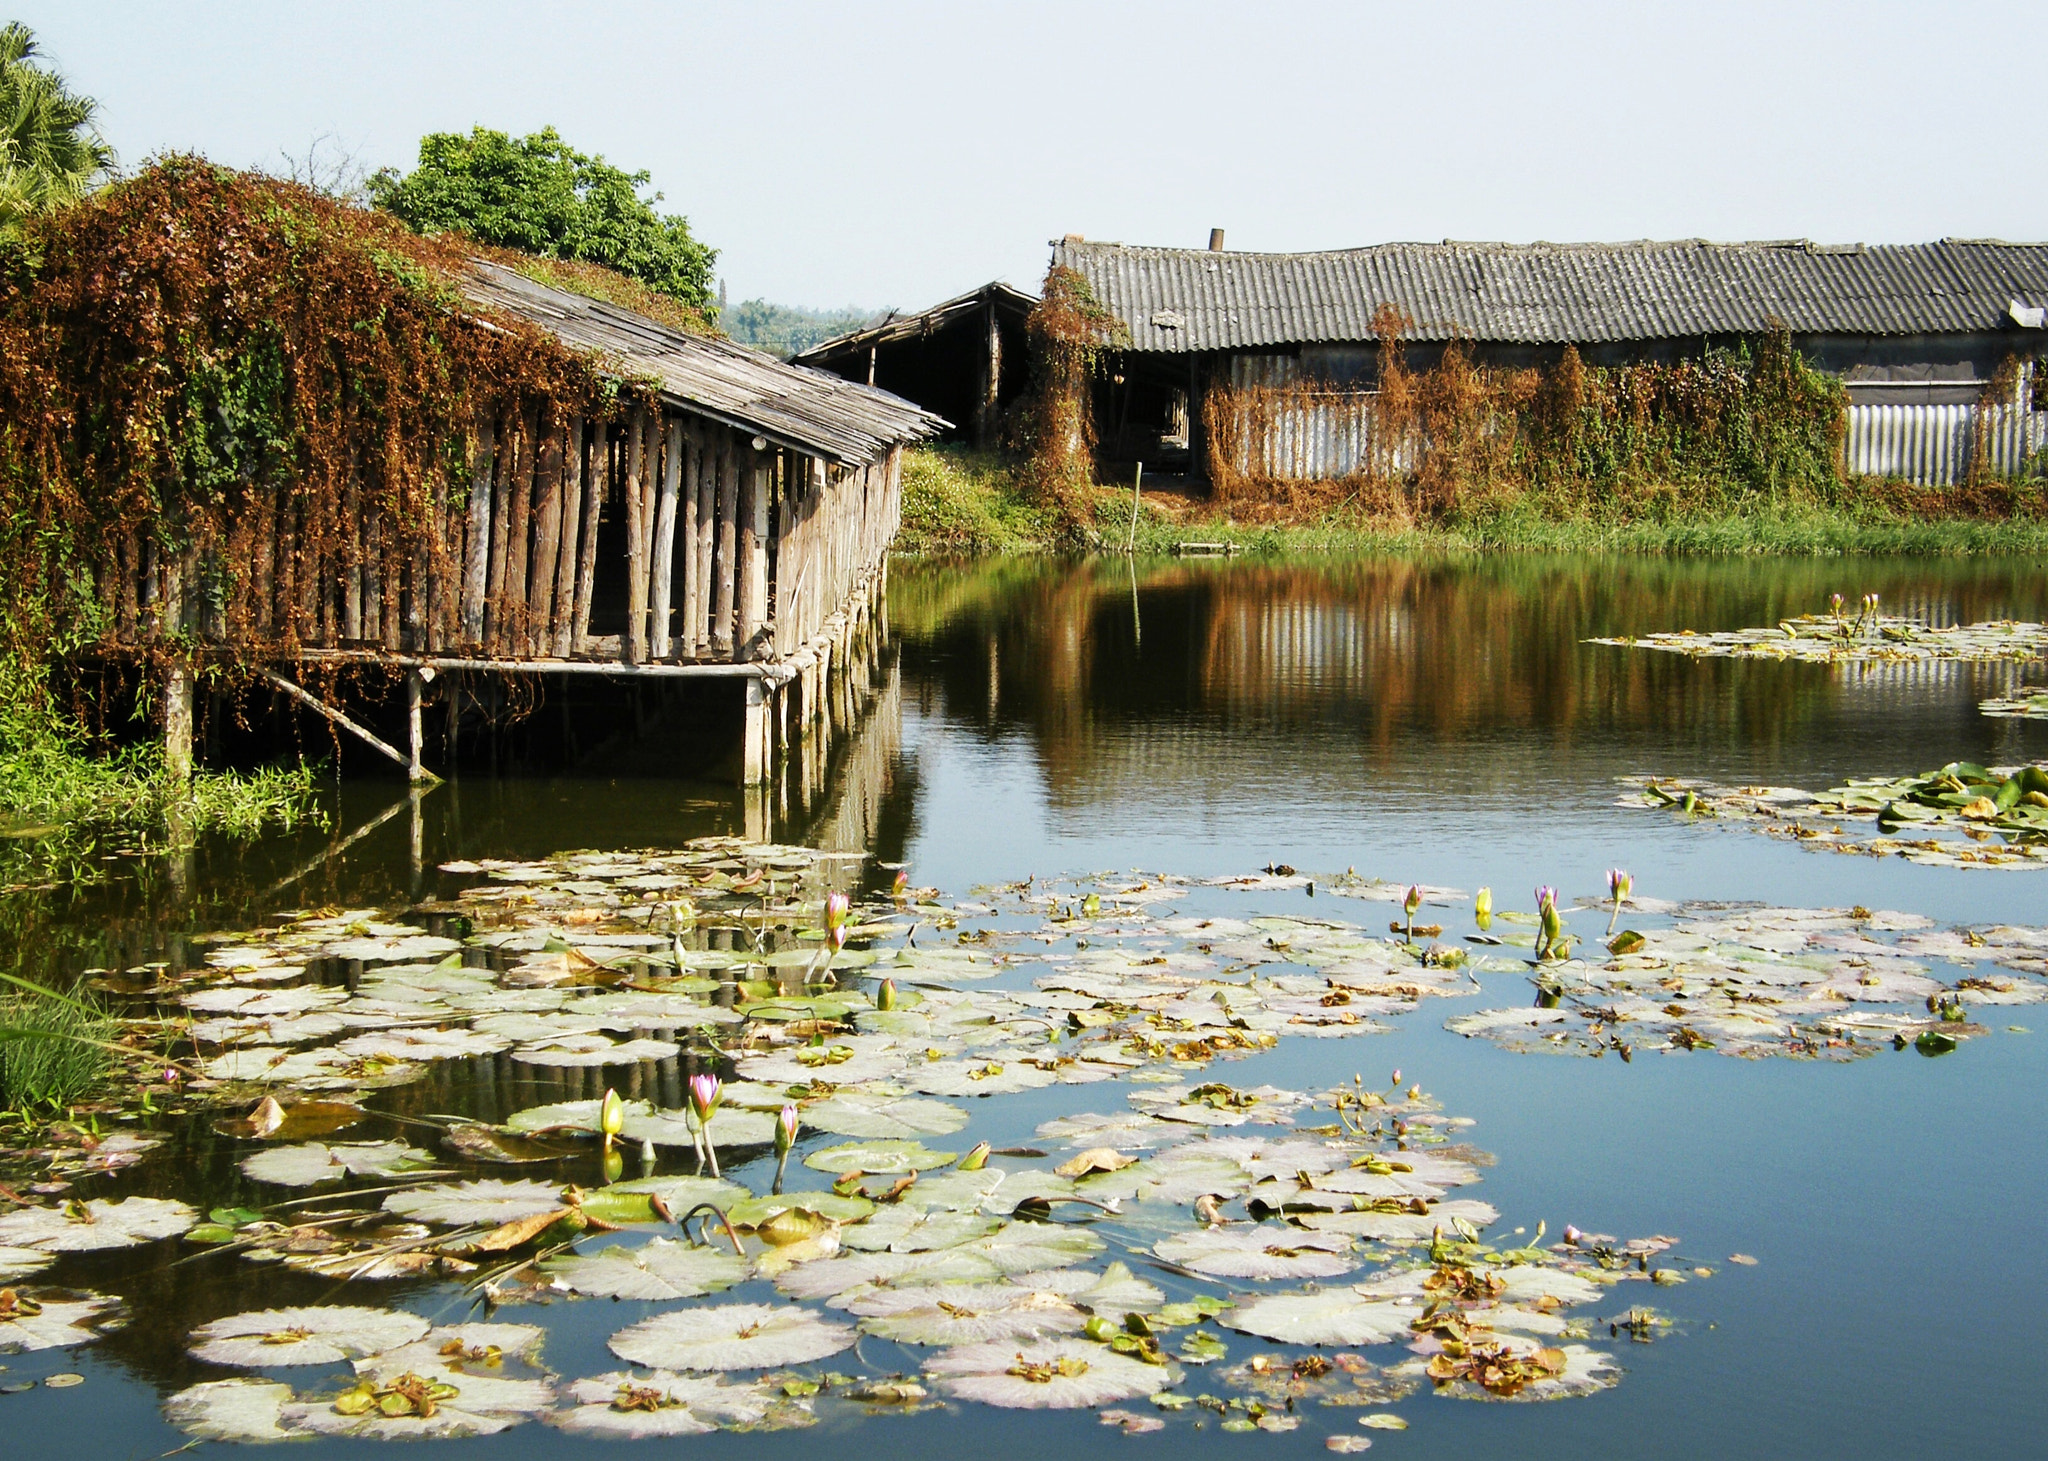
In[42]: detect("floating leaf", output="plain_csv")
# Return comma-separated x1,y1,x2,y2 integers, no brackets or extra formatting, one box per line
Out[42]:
1225,1290,1414,1346
164,1378,303,1443
545,1238,750,1300
801,1092,971,1139
850,1283,1087,1345
0,1291,118,1352
239,1140,437,1188
384,1180,565,1227
1154,1225,1357,1280
0,1197,196,1252
552,1370,776,1437
608,1303,856,1371
925,1338,1176,1409
188,1305,429,1367
804,1140,959,1174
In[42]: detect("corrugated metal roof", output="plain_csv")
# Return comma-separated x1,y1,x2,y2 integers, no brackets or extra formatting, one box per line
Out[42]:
1053,238,2048,353
460,259,946,464
793,281,1037,366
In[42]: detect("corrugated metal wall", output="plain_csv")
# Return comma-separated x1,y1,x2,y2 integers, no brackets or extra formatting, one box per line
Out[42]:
1226,392,2048,486
1842,403,2048,485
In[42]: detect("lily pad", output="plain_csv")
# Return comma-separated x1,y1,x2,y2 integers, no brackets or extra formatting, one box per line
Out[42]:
239,1140,438,1188
1225,1289,1415,1346
852,1283,1087,1345
0,1197,196,1252
544,1238,750,1300
164,1377,304,1443
802,1092,971,1139
384,1180,566,1227
803,1139,959,1174
1154,1225,1357,1280
188,1304,430,1367
608,1303,856,1371
0,1291,118,1352
925,1338,1177,1409
552,1370,775,1437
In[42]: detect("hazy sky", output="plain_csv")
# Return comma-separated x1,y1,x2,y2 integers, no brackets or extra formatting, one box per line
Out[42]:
17,1,2046,311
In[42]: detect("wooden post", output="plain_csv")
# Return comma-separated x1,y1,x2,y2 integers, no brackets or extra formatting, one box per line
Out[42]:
693,429,717,654
503,401,537,655
552,418,584,657
623,406,649,664
650,418,683,659
678,423,701,657
974,297,1001,449
484,404,515,649
527,409,565,657
460,410,494,647
741,675,768,785
572,419,606,655
164,665,193,783
407,668,426,782
711,432,738,657
738,441,769,659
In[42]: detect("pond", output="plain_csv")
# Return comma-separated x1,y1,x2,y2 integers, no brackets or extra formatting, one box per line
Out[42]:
4,553,2046,1460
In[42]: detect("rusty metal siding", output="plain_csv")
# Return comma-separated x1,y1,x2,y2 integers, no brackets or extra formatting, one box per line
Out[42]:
1056,238,2048,355
1221,393,1416,480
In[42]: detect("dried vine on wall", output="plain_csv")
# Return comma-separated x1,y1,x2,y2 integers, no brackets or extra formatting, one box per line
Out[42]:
1204,306,1849,520
1016,264,1125,517
0,158,629,704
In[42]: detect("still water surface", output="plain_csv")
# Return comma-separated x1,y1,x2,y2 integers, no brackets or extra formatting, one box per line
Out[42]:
11,554,2048,1460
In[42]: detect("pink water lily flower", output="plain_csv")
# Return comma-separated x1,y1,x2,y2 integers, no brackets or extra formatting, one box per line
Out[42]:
687,1072,722,1122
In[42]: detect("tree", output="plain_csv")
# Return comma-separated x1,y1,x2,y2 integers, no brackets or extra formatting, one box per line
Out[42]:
368,127,717,311
0,23,115,239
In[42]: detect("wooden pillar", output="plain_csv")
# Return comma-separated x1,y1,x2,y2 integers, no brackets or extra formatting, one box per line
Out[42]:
407,669,427,783
741,675,768,785
571,419,606,655
738,442,769,659
164,664,193,782
973,297,1001,450
552,418,584,658
711,433,738,657
623,407,649,664
650,418,683,660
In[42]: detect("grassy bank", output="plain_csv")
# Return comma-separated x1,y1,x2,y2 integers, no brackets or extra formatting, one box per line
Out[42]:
897,446,2048,557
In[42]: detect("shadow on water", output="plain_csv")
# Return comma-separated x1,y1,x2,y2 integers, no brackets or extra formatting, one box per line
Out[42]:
6,553,2048,1460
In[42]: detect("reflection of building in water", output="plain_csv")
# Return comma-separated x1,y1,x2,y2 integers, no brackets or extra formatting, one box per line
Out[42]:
787,655,904,854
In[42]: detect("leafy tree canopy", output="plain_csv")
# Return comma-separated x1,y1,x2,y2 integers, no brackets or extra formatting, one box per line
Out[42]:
0,23,115,239
368,126,716,311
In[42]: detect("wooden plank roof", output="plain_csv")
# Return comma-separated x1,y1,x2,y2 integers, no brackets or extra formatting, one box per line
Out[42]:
792,281,1038,367
461,259,946,463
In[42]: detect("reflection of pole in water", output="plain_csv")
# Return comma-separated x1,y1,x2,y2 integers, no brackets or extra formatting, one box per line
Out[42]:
1129,553,1142,653
409,787,425,898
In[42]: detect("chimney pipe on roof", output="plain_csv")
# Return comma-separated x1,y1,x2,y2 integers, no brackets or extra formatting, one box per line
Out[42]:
1208,229,1225,252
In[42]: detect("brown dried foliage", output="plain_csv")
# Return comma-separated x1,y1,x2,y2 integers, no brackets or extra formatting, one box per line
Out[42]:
0,158,625,689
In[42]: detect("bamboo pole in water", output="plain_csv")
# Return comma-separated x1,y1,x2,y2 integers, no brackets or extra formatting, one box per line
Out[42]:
623,406,649,665
552,418,584,658
650,417,683,660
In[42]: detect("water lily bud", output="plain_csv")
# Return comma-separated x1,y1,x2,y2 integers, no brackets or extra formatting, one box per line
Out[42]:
774,1104,799,1156
1607,868,1632,903
823,891,850,933
687,1073,723,1123
1534,885,1556,913
1540,899,1563,944
1563,1223,1586,1247
1389,1068,1402,1088
1403,885,1422,917
1474,888,1493,917
891,869,910,897
599,1087,625,1140
876,978,897,1011
1830,592,1844,615
957,1140,991,1171
828,922,848,954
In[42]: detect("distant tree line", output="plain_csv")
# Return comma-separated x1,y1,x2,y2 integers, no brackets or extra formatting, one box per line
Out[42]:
720,298,880,357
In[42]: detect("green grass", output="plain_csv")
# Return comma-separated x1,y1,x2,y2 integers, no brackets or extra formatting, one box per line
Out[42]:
896,448,2048,559
0,985,115,1112
897,447,1053,555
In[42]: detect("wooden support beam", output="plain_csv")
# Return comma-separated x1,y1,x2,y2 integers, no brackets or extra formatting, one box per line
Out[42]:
711,432,738,656
678,423,701,657
163,664,193,782
484,403,515,649
623,406,649,664
693,428,717,655
527,408,565,657
502,399,536,655
572,419,606,655
974,298,1001,449
741,674,768,785
738,443,769,658
552,418,584,658
650,418,683,659
406,668,427,782
261,669,439,782
460,414,493,644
